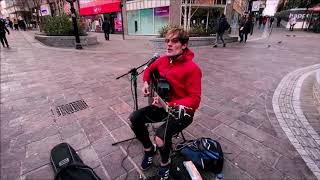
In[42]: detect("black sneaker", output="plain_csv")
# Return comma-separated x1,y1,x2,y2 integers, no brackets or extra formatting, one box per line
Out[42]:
157,164,170,180
213,44,218,48
141,144,157,170
223,43,226,47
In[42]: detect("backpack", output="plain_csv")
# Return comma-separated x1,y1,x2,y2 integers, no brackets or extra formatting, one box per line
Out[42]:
176,138,224,174
224,21,230,31
50,143,101,180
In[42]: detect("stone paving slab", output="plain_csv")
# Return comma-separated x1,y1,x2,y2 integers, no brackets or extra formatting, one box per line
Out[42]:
272,64,320,179
1,28,320,180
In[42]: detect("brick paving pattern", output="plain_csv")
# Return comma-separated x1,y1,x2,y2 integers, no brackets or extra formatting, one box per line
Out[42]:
273,65,320,178
1,28,320,180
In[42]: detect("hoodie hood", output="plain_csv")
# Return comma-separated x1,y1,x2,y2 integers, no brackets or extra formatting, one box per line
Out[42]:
168,48,195,63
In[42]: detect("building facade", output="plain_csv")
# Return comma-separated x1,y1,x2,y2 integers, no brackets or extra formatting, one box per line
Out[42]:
78,0,122,33
126,0,170,35
124,0,231,35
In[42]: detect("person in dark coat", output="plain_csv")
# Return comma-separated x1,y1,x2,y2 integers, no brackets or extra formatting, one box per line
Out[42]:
102,19,110,40
239,14,252,43
277,17,281,27
213,14,230,47
0,18,10,48
8,19,13,30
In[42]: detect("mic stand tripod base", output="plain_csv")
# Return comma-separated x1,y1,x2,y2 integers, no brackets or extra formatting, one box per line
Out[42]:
113,59,150,146
112,136,136,146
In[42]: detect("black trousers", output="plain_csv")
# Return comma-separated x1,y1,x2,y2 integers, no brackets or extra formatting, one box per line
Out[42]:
129,105,193,163
239,31,248,42
289,24,295,31
104,31,109,40
0,33,9,47
215,33,225,45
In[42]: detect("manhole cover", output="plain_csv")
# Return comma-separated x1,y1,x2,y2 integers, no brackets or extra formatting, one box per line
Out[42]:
56,100,88,116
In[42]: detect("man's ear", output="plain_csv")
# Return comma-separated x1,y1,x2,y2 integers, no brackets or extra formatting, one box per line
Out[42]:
182,44,187,50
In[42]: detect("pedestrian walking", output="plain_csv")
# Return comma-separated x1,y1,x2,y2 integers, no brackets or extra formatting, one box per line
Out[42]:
8,19,13,30
239,14,246,42
213,14,230,48
250,13,255,35
269,17,274,28
262,16,267,29
258,15,263,29
277,17,281,27
289,16,296,31
102,19,110,40
0,18,10,48
13,19,19,30
18,19,26,31
239,14,251,43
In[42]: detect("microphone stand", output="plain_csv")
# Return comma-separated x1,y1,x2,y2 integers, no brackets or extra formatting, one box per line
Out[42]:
112,62,148,146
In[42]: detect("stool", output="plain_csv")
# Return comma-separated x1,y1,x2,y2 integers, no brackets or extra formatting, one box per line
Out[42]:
148,123,187,145
173,131,186,143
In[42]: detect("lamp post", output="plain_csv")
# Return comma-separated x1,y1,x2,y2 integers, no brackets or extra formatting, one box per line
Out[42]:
66,0,82,49
120,0,125,40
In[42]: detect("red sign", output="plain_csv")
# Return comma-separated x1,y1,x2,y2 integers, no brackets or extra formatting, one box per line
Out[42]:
79,0,121,16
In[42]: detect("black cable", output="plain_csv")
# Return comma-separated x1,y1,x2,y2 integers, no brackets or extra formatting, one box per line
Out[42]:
121,138,134,180
130,74,136,110
121,76,136,180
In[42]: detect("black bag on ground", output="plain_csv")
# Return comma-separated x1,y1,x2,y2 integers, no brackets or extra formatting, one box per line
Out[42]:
50,142,101,180
175,138,224,174
170,153,192,180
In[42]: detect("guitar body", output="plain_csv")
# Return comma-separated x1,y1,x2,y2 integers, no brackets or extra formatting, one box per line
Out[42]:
148,70,171,105
147,70,192,120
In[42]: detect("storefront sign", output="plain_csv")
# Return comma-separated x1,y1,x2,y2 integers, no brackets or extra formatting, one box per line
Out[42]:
79,0,121,16
40,4,51,16
289,13,311,21
154,6,169,17
114,12,122,32
252,1,260,12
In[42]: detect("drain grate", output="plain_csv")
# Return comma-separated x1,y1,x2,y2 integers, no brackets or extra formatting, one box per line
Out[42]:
56,99,88,116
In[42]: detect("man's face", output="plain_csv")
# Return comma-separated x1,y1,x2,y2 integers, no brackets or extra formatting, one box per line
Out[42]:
165,33,187,57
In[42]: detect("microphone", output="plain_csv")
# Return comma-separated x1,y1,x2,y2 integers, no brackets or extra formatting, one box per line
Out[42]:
144,53,160,70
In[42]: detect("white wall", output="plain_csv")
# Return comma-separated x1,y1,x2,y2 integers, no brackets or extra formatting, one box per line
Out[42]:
282,21,310,29
263,0,280,16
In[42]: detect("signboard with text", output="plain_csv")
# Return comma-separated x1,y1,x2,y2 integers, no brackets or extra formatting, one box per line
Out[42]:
79,0,121,16
252,1,260,12
154,6,169,17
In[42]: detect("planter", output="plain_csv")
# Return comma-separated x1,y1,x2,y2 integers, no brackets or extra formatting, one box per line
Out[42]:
34,34,98,48
150,35,238,49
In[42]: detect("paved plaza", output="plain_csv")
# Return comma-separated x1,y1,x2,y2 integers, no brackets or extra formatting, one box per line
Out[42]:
1,28,320,180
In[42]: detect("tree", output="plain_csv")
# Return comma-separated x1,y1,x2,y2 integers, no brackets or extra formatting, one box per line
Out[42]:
181,0,200,32
285,0,320,9
31,0,42,30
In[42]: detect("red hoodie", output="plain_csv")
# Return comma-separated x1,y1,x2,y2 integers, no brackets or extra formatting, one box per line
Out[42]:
143,48,202,113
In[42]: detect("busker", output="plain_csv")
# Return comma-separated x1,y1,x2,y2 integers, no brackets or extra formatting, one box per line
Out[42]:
129,27,202,179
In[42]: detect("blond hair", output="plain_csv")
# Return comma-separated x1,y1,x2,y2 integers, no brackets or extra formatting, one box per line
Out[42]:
165,27,189,45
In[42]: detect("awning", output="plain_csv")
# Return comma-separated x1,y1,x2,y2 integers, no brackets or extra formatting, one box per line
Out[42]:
310,6,320,12
310,3,320,12
79,2,121,16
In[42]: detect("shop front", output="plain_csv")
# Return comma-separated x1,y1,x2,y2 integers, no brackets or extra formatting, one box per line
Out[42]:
127,6,169,35
79,0,122,33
